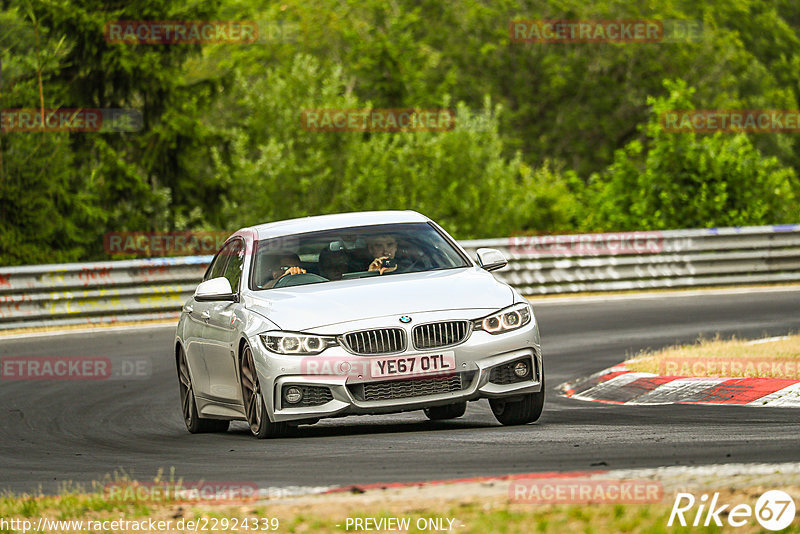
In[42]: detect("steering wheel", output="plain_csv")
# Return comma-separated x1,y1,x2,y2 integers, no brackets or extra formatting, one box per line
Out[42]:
271,272,328,288
399,251,432,272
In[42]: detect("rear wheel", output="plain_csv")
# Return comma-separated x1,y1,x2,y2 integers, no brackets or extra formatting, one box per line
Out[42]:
177,347,229,433
424,401,467,420
240,343,289,439
489,377,545,426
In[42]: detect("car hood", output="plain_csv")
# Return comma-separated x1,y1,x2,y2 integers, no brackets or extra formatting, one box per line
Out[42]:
244,268,513,331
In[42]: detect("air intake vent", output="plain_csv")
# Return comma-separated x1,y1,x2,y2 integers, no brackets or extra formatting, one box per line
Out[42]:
357,373,470,401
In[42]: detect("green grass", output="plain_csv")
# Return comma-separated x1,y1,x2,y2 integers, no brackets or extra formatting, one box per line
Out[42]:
2,494,798,533
2,473,799,533
625,333,800,378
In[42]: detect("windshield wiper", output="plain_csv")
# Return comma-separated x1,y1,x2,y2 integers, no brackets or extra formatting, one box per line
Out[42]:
341,271,381,280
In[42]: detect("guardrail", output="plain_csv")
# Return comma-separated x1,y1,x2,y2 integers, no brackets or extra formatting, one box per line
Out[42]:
1,224,798,330
459,224,800,295
0,257,211,330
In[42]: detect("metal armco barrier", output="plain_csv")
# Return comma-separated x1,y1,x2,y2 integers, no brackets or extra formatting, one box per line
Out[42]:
460,224,800,295
0,224,798,330
0,257,211,330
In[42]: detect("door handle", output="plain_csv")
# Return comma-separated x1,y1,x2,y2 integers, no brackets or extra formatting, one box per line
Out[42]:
183,305,194,314
201,310,211,320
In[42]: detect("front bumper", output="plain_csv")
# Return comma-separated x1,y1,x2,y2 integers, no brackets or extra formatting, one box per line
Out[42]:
251,318,543,423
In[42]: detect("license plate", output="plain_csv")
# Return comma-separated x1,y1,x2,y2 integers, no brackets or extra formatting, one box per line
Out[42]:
370,351,456,379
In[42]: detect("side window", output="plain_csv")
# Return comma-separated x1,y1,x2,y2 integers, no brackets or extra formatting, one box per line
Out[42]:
221,239,245,292
205,240,236,282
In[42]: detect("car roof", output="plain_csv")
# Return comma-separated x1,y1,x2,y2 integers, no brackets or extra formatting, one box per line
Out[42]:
241,210,431,240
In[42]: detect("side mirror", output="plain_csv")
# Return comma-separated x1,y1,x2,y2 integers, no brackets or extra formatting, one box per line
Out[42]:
195,277,238,302
476,248,508,272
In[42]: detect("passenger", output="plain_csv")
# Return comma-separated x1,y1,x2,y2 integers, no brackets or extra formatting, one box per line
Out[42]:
366,235,401,275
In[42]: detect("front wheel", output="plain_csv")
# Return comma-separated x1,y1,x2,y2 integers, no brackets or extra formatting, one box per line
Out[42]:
240,343,289,439
177,347,229,433
489,378,545,426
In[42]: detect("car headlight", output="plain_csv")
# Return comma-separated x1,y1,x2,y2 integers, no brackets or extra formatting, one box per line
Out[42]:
473,303,532,334
260,332,338,355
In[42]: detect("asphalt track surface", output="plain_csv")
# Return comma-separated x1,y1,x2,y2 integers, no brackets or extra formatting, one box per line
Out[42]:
1,289,799,494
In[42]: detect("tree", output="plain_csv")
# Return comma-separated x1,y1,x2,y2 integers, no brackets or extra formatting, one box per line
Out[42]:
584,79,799,231
211,55,576,238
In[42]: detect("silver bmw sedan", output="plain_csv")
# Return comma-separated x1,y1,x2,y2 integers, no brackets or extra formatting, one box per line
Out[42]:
175,210,544,438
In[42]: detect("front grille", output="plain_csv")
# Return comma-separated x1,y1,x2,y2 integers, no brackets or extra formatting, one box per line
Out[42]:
350,372,474,401
412,320,470,350
489,358,535,385
283,385,333,407
342,328,406,355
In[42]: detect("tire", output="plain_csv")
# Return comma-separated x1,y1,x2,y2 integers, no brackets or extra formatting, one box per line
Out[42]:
424,401,467,420
240,343,289,439
489,377,545,426
177,347,230,433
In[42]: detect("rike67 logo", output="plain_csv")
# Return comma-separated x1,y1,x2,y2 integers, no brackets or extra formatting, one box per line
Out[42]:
668,490,796,531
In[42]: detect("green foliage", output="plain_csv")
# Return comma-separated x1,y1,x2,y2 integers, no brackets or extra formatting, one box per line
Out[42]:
211,56,573,238
583,79,800,230
1,0,224,265
0,6,104,264
1,0,800,265
0,131,106,264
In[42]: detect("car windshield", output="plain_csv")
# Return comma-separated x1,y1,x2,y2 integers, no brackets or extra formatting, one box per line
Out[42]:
250,222,470,290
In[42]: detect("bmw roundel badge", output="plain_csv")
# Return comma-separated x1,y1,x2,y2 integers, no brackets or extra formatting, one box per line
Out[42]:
399,315,412,324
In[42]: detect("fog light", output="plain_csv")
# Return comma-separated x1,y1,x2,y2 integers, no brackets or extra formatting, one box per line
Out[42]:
284,386,303,404
512,361,529,378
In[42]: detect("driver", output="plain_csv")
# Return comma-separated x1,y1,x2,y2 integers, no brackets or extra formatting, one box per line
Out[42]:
264,252,306,288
